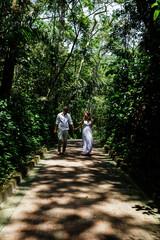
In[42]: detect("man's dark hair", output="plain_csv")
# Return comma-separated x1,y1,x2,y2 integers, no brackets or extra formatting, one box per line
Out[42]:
63,106,68,111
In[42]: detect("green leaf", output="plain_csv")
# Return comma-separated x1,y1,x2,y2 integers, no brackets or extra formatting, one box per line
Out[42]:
151,2,158,8
22,29,32,41
153,9,160,20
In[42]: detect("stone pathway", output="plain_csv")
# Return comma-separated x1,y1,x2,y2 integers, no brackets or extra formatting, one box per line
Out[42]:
0,139,159,240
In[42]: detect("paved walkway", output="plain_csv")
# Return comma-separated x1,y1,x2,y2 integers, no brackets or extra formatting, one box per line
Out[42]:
0,140,160,240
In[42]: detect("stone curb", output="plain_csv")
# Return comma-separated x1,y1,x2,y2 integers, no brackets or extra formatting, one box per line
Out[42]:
0,148,47,205
104,144,126,168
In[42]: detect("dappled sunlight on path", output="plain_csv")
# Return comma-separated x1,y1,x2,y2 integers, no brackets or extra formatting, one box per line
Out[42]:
0,140,159,240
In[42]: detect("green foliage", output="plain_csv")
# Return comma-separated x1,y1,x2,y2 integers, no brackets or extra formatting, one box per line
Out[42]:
152,1,160,20
0,0,160,204
0,94,57,186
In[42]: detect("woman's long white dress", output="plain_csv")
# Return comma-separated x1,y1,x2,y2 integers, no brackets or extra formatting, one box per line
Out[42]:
82,120,93,155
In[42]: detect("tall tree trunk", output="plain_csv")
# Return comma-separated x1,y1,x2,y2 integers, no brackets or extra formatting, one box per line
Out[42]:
0,50,15,100
76,19,97,81
76,5,108,81
46,30,80,99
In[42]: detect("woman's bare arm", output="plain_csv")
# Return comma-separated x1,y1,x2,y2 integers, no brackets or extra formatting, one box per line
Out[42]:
75,119,84,130
91,120,94,135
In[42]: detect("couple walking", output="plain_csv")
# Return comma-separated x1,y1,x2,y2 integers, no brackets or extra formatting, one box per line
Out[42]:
54,106,94,156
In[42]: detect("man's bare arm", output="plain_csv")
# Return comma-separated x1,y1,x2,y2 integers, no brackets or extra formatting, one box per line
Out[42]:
71,124,75,131
54,124,58,133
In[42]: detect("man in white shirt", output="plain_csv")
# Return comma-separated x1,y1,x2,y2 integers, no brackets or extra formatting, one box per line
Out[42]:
54,106,75,155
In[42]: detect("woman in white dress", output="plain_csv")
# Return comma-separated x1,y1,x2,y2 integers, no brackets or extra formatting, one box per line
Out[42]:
75,112,94,155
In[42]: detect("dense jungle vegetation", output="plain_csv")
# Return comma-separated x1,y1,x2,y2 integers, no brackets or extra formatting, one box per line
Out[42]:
0,0,160,206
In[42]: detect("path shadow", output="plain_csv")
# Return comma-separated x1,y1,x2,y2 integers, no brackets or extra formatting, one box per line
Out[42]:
1,140,160,240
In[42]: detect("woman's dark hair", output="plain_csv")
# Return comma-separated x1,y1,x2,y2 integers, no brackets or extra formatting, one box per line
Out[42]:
86,112,91,121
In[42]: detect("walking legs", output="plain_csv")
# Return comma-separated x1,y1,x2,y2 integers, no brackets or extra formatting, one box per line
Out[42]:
58,130,68,153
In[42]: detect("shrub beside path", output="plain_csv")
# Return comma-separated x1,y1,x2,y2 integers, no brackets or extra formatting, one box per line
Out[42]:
0,139,159,240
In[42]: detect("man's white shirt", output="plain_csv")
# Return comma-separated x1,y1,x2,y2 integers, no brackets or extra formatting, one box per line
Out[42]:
56,112,73,130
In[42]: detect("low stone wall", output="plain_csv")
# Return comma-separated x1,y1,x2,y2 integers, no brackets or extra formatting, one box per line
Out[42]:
104,145,126,168
0,148,47,205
